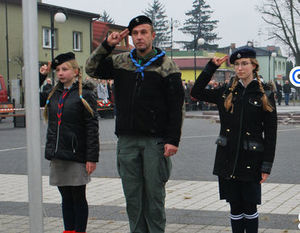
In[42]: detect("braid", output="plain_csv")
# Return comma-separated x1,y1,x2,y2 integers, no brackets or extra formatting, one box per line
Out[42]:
224,76,239,113
43,83,59,122
78,69,94,117
255,71,274,112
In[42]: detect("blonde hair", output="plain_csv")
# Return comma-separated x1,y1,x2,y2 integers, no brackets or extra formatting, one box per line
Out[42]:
43,60,94,121
224,58,274,113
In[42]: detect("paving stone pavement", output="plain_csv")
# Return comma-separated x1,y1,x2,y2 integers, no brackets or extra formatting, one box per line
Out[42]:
0,174,299,232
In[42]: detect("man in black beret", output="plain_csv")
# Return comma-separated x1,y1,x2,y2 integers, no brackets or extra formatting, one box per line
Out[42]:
86,15,184,233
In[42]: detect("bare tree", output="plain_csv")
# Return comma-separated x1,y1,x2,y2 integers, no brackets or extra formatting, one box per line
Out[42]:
258,0,300,65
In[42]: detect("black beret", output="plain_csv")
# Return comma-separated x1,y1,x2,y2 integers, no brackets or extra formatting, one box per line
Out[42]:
51,52,75,69
229,46,256,64
128,15,153,35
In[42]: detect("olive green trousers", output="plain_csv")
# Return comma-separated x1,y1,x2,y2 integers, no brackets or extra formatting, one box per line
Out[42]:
117,135,172,233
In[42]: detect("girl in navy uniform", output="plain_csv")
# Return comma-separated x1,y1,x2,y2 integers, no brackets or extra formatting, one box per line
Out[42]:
40,52,99,233
191,47,277,233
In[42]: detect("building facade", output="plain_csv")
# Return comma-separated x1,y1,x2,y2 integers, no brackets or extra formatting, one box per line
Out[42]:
0,0,99,104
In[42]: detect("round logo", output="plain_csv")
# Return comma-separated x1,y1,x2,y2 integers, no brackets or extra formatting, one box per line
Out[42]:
289,66,300,87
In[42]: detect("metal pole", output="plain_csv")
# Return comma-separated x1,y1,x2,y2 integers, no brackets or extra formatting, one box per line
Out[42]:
194,35,197,81
5,0,10,99
268,53,271,82
50,10,55,83
170,18,173,60
272,57,276,81
22,0,43,232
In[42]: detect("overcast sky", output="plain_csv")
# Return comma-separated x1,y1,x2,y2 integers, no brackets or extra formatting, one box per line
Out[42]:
43,0,275,49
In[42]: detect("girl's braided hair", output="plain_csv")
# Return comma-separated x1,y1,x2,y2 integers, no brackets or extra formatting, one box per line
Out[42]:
43,60,94,121
224,58,274,113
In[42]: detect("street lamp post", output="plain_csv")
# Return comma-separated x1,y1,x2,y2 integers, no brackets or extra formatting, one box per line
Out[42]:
193,35,205,81
50,10,67,83
268,51,277,82
5,0,10,99
272,52,277,82
169,18,179,60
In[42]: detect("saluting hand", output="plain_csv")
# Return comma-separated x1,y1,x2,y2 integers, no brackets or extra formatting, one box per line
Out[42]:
40,61,51,75
107,28,130,47
212,56,229,66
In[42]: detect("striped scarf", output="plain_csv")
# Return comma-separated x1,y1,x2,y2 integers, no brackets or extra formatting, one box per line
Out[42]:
57,89,70,126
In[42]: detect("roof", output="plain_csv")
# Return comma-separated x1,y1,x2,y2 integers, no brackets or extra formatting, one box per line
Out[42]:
4,0,100,19
92,21,130,52
38,2,99,19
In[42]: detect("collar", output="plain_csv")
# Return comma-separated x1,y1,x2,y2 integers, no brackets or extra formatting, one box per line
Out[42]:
136,48,157,63
129,47,165,66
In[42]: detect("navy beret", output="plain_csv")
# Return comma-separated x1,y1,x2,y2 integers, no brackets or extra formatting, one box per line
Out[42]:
128,15,153,35
229,46,256,64
51,52,75,69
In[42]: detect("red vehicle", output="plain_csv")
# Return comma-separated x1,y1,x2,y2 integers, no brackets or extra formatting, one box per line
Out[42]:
0,75,13,122
96,99,114,118
0,74,8,103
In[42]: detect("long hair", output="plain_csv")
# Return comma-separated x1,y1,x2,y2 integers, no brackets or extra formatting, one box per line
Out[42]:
224,58,274,113
43,60,94,121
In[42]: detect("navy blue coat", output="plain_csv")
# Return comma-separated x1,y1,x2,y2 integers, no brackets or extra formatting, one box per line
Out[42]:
191,61,277,182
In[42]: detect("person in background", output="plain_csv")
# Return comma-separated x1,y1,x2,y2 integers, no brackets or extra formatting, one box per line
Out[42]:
191,47,277,233
275,81,282,105
85,15,184,233
40,52,99,233
42,77,53,92
283,80,291,105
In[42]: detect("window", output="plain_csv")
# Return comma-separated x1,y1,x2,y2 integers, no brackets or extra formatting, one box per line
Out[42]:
42,27,57,49
73,32,82,51
278,62,281,71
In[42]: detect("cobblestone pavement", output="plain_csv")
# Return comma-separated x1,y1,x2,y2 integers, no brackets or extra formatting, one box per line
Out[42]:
0,174,299,232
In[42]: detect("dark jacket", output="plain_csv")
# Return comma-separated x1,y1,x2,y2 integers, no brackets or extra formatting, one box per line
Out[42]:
191,61,277,182
40,78,99,163
85,41,184,146
283,83,291,94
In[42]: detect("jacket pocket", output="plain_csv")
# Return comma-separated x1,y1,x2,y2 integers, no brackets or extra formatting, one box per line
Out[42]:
243,140,264,152
215,135,228,147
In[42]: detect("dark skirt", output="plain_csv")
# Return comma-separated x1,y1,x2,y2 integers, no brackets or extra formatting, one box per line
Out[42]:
218,176,261,204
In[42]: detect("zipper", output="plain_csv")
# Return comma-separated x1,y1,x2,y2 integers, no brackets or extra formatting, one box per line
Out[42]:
130,73,139,128
55,124,60,153
230,88,246,178
72,135,76,154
